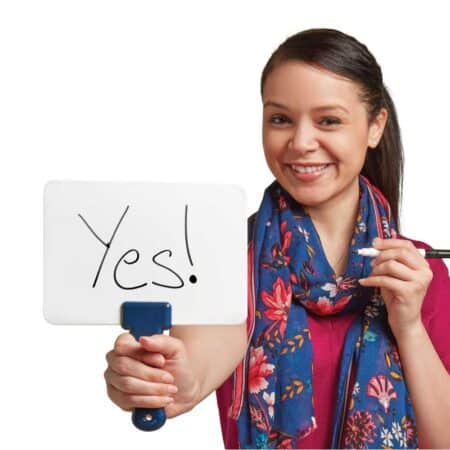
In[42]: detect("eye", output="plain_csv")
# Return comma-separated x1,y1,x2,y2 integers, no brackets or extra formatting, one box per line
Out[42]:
319,117,341,126
269,114,290,125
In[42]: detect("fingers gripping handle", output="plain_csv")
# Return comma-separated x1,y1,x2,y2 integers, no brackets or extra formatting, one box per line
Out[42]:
120,302,172,431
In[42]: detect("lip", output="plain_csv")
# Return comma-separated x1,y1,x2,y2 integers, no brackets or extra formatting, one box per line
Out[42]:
288,162,333,166
287,163,331,182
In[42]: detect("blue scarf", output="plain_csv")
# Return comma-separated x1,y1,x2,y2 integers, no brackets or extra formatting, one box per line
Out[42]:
232,175,419,449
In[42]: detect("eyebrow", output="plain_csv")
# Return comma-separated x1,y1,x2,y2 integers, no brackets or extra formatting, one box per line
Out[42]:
263,101,349,114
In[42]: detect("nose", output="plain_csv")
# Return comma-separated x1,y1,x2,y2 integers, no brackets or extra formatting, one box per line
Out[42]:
288,119,319,154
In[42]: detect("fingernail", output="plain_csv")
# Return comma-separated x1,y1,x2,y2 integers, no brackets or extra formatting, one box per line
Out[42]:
359,278,366,284
168,385,178,394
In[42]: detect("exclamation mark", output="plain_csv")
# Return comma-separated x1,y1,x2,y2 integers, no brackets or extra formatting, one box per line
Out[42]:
185,204,197,284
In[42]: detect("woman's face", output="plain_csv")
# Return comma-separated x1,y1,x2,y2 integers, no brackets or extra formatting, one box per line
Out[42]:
262,61,387,214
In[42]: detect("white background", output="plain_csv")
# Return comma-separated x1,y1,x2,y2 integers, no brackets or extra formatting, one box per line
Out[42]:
1,1,449,449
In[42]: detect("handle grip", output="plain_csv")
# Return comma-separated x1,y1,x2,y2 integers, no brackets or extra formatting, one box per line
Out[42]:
120,301,172,432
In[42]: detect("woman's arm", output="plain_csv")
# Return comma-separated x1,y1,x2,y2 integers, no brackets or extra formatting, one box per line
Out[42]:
359,236,450,447
394,324,450,448
169,322,248,408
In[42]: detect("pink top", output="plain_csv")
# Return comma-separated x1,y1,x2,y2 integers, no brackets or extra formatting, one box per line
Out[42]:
215,237,450,449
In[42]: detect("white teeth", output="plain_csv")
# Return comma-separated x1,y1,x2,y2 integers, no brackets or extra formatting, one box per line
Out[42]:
291,164,328,174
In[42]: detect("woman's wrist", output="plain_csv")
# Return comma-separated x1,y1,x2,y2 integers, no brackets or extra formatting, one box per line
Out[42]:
187,376,203,410
390,319,426,343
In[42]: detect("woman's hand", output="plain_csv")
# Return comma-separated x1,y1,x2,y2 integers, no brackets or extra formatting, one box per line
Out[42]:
358,233,433,338
104,332,200,419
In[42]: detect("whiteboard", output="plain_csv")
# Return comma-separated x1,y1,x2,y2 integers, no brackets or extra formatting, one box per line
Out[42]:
43,181,247,325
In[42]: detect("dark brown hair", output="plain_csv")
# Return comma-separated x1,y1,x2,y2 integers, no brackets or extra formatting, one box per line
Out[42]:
260,28,403,231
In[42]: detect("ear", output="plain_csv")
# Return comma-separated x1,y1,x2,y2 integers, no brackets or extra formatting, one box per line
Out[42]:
368,107,388,149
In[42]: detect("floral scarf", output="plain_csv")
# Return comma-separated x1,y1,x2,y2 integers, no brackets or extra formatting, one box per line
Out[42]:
230,175,418,449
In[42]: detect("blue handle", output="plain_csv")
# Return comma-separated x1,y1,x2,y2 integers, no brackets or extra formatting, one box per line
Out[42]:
132,407,166,431
120,301,172,431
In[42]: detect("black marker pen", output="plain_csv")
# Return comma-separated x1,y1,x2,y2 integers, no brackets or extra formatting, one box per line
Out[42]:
356,248,450,258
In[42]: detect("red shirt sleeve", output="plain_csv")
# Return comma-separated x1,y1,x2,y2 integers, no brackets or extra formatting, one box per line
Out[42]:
409,238,450,373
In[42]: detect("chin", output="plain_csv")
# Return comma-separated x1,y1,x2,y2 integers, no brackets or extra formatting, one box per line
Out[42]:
280,183,329,207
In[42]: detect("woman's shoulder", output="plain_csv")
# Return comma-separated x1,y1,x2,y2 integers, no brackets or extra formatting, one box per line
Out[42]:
397,233,432,249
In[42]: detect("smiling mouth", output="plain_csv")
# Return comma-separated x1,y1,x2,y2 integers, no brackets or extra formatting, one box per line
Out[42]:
290,163,331,174
285,163,333,183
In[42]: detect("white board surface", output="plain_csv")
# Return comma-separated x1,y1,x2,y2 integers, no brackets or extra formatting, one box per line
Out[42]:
43,181,247,325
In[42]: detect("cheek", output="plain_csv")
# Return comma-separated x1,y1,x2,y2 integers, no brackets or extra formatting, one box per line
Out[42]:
327,133,368,167
349,136,370,166
262,130,279,152
263,147,280,172
262,132,288,159
263,135,284,163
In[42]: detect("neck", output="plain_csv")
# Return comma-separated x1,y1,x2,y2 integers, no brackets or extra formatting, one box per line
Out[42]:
304,179,360,273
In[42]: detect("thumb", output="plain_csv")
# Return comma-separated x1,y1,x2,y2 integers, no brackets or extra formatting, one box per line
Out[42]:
139,334,184,359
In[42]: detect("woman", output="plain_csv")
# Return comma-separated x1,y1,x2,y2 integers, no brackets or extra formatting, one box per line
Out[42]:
104,28,450,449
